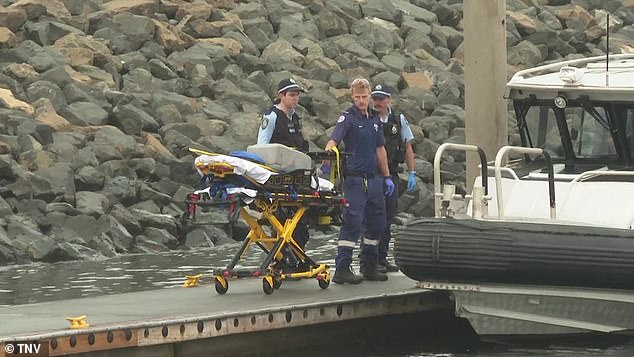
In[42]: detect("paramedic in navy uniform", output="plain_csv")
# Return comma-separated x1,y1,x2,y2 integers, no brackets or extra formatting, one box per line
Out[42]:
257,78,310,252
325,78,395,284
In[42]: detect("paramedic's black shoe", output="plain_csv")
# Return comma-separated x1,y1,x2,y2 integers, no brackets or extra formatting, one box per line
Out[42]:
333,266,363,285
360,262,388,281
379,258,399,272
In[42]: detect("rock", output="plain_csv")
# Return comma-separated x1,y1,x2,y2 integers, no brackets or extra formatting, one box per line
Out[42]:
10,0,71,19
0,26,16,47
60,101,109,126
100,0,156,17
96,215,134,252
175,0,213,21
103,176,140,206
0,88,33,115
75,191,110,217
153,19,195,54
132,208,179,236
91,126,144,162
143,132,179,164
10,40,70,72
261,40,305,67
53,32,110,67
0,7,27,32
109,203,143,236
111,103,160,135
199,37,243,57
401,71,434,91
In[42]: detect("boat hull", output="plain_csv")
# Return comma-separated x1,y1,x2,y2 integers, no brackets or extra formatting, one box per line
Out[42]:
395,218,634,335
395,218,634,290
417,281,634,336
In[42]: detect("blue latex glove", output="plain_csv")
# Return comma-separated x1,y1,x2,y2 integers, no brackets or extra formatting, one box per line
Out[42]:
407,171,417,192
384,177,395,197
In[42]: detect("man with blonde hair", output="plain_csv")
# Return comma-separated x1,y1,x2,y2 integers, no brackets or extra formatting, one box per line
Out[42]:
325,78,395,284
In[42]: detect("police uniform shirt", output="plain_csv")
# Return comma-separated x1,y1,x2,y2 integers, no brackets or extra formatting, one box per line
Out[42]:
379,108,414,143
330,105,386,175
257,106,282,144
257,105,307,152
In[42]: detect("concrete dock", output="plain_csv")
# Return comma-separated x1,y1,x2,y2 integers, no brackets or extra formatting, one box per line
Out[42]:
0,273,457,356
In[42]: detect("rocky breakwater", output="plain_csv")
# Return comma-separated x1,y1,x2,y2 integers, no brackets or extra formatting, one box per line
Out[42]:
0,0,632,264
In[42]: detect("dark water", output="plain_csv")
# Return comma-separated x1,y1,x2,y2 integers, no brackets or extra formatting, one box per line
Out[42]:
1,229,633,356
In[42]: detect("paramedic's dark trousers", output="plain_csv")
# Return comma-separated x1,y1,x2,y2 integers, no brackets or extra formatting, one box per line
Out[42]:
335,176,386,269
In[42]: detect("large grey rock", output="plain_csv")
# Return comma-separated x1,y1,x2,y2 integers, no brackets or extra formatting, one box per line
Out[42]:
508,39,544,67
131,208,178,236
111,103,160,135
76,191,110,217
36,162,76,203
96,215,134,252
109,203,143,236
9,40,70,72
26,81,67,112
60,101,109,126
24,19,82,46
74,165,105,191
103,176,140,206
91,126,144,162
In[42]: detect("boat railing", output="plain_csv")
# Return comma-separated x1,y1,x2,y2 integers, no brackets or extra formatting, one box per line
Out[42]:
486,166,520,180
508,53,634,83
494,146,556,220
433,143,488,218
570,170,634,183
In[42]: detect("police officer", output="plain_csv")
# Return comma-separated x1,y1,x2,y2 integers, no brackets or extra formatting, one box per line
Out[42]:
325,78,395,284
258,78,309,152
369,84,417,273
257,78,310,254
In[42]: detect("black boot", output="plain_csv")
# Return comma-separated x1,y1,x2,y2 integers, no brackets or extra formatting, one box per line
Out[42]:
379,258,399,272
360,262,388,281
333,266,364,285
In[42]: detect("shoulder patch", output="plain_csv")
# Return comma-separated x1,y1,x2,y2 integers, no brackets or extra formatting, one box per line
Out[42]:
261,117,269,129
400,113,409,125
337,115,345,123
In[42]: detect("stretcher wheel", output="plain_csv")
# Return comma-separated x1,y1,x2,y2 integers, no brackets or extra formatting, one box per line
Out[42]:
262,276,275,295
273,277,282,289
318,279,330,289
317,272,330,289
214,276,228,295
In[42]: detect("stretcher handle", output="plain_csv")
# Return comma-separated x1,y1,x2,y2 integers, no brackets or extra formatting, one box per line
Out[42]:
306,151,352,160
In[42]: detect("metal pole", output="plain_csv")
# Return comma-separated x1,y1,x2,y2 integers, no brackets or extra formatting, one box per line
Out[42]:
464,0,508,191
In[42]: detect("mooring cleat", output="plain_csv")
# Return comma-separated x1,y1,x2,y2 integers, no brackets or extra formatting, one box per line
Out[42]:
183,274,204,287
66,315,89,329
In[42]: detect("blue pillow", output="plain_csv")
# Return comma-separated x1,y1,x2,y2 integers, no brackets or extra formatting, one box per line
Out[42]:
229,151,265,164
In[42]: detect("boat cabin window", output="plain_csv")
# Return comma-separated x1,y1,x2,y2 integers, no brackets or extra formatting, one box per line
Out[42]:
519,103,615,160
567,106,614,157
625,108,634,154
523,106,564,158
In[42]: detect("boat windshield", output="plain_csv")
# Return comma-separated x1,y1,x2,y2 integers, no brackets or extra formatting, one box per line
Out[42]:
517,101,634,164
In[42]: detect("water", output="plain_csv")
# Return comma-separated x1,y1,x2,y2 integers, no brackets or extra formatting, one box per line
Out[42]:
1,228,632,356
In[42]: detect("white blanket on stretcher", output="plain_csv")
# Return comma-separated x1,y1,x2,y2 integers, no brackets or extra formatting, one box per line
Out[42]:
194,154,334,192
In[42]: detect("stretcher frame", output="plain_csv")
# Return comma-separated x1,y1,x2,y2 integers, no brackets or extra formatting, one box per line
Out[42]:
181,148,345,295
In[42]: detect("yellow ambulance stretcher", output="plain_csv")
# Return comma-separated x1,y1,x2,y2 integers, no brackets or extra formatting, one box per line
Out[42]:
181,144,345,295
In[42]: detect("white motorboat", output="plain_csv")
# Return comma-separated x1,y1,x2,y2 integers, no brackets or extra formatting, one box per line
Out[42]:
396,54,634,337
